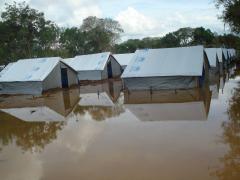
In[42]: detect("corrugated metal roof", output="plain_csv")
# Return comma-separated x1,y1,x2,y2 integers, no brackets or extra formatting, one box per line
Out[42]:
113,53,134,66
122,46,205,78
0,57,60,82
205,48,218,67
62,52,111,71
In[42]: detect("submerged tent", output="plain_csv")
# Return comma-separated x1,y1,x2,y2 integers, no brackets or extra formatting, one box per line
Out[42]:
122,46,209,90
0,57,78,95
205,48,220,80
0,65,5,72
62,52,122,81
124,88,211,121
113,53,134,70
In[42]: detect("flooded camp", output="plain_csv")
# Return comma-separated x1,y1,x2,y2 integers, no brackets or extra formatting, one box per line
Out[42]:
122,46,209,90
62,52,122,82
0,1,240,179
113,53,134,70
0,57,78,95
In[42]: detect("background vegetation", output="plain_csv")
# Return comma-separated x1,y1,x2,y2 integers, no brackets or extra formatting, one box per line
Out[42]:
0,1,239,65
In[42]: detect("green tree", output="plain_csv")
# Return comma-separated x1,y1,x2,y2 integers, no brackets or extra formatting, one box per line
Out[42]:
216,0,240,34
0,2,59,64
192,27,215,46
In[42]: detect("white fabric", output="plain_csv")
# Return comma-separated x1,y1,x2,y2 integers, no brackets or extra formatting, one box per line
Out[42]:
0,57,60,82
122,46,205,78
113,53,134,66
222,48,228,60
205,48,218,67
62,52,111,71
216,48,223,62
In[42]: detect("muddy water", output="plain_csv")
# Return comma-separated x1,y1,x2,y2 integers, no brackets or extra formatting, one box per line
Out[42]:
0,69,240,180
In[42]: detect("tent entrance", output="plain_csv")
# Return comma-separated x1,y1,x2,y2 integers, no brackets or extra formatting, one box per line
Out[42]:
199,66,205,87
61,68,69,88
107,61,113,78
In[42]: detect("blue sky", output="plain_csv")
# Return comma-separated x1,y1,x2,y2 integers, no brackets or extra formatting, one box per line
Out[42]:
0,0,227,41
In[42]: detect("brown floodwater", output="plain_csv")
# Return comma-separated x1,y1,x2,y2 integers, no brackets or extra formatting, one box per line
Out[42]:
0,67,240,180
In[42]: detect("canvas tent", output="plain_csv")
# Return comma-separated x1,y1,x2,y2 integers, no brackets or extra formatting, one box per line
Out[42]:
205,48,219,74
122,46,209,90
113,53,134,70
0,88,80,122
62,52,122,82
124,88,211,121
0,65,5,72
0,57,78,95
216,48,226,73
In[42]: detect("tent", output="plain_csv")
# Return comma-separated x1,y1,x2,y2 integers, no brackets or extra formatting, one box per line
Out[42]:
205,48,220,80
216,48,227,73
0,88,80,122
121,46,210,90
113,53,134,70
124,88,212,121
0,57,78,95
0,65,5,72
62,52,122,82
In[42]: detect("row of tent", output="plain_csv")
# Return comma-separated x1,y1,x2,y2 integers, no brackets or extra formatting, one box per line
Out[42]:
0,45,237,95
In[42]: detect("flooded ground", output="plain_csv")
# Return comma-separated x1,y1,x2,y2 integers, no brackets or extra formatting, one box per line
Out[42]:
0,66,240,180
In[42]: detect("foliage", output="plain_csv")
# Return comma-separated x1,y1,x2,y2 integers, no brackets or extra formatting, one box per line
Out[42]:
216,0,240,34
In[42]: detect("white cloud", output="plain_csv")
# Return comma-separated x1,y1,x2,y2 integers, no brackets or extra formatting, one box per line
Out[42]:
115,6,225,40
116,7,158,39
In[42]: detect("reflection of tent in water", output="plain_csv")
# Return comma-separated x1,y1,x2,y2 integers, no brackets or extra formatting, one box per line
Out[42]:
74,80,124,121
0,88,80,122
124,88,212,121
209,73,220,99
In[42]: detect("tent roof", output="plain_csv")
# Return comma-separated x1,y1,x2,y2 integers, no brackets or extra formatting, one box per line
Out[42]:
205,48,218,67
122,46,205,78
62,52,111,71
216,48,223,62
0,57,60,82
113,53,134,66
222,48,228,60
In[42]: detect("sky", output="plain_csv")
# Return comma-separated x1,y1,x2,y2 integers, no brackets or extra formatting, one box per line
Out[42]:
0,0,227,41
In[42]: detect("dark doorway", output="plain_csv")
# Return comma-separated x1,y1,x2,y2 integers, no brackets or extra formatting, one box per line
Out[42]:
107,61,113,78
199,66,205,87
61,68,69,88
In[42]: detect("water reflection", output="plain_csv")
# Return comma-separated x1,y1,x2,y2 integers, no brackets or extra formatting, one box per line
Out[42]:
0,88,80,152
211,82,240,179
74,80,124,121
124,87,212,121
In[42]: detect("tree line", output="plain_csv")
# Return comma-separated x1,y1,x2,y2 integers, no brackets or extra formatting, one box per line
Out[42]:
0,1,239,65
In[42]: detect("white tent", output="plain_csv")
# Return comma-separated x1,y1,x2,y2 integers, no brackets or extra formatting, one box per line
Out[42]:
0,57,78,95
205,48,220,79
122,46,209,90
113,53,134,70
62,52,122,81
0,65,5,72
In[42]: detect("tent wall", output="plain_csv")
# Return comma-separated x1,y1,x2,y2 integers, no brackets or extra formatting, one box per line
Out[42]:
123,76,199,90
60,63,78,86
43,63,62,91
109,56,122,77
78,70,102,81
0,81,42,95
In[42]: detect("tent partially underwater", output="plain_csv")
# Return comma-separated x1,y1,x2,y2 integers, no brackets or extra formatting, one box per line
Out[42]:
205,48,220,79
0,57,78,95
63,52,122,82
122,46,210,90
113,53,134,70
